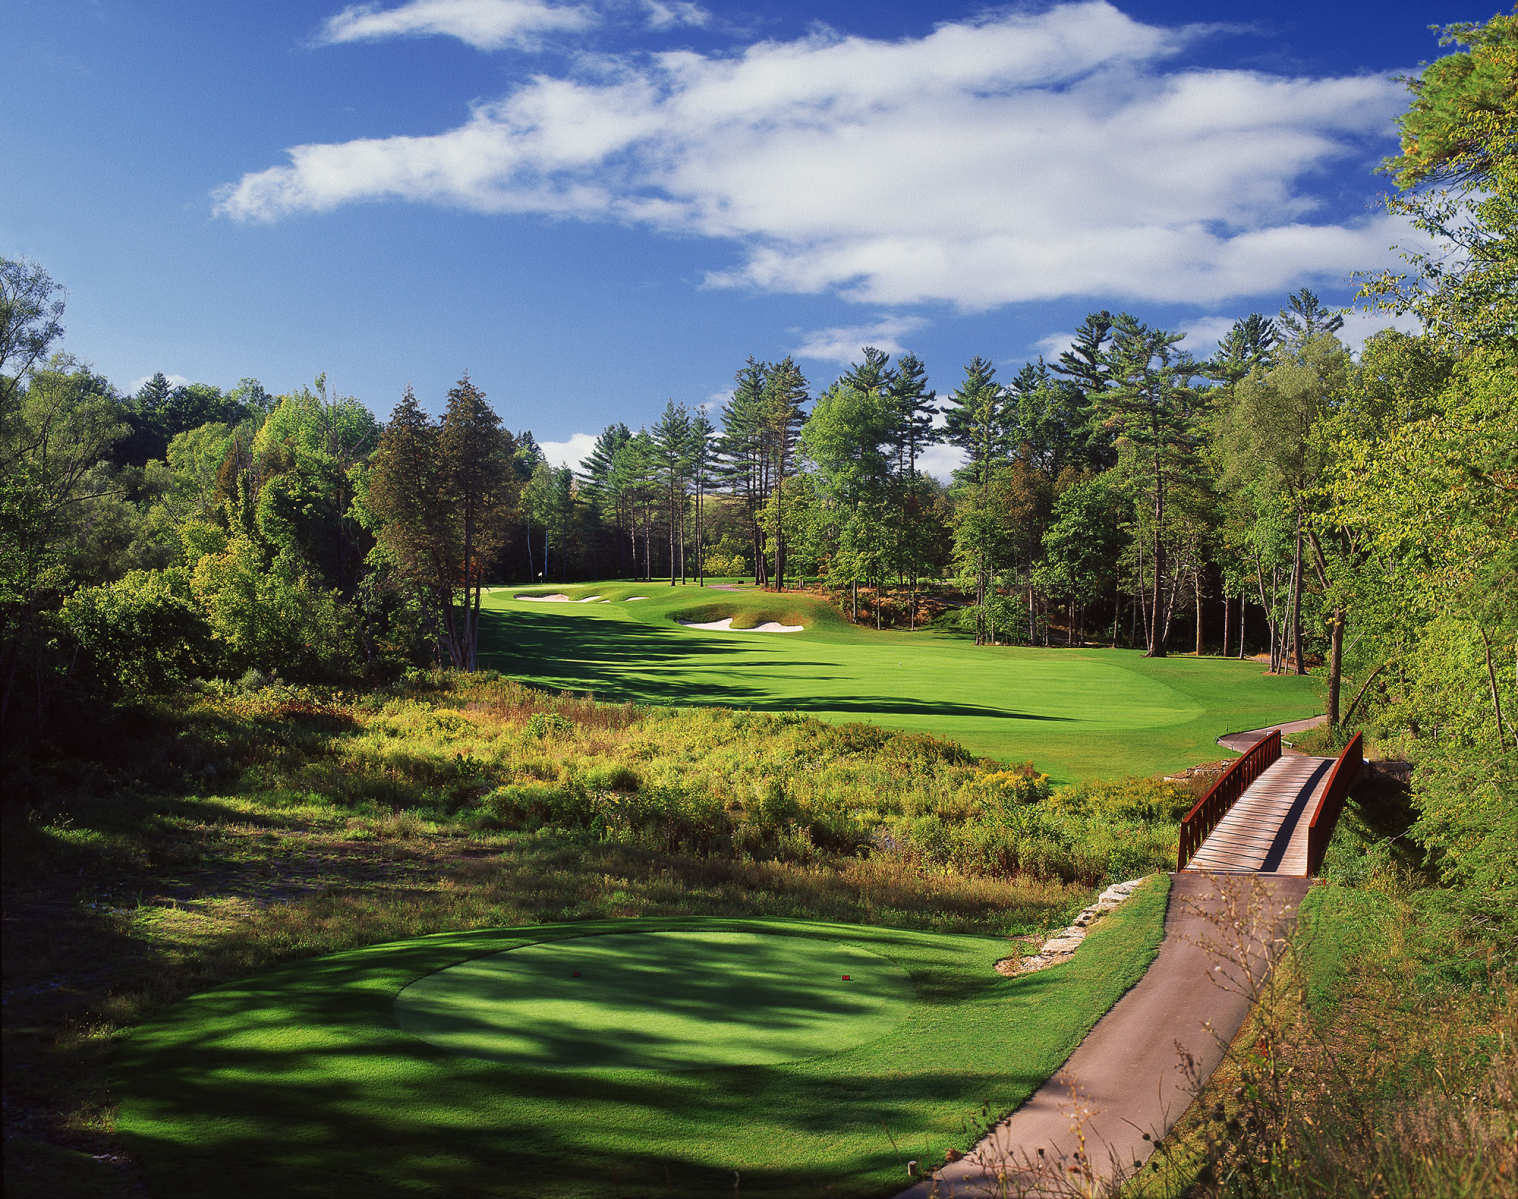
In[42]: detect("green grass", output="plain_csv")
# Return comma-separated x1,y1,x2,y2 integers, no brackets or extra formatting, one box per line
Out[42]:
481,583,1319,782
118,877,1169,1199
395,928,917,1069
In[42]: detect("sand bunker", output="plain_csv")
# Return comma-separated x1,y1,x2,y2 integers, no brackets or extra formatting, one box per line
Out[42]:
515,593,603,603
625,596,649,601
678,617,804,633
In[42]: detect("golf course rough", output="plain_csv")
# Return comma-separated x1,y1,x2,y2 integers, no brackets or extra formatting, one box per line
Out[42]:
395,928,916,1069
116,888,1171,1199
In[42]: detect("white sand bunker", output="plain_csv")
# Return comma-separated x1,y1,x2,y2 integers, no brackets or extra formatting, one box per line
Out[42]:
625,596,650,602
678,617,804,633
515,593,603,603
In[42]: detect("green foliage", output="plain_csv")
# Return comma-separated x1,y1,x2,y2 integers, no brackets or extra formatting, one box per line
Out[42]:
525,711,574,739
191,537,360,681
58,567,211,698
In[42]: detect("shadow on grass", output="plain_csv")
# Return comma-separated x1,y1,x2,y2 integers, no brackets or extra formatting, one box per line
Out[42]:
118,918,1071,1199
479,607,1072,723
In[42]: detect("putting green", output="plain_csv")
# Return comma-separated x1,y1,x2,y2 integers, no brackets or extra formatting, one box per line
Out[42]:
396,929,915,1069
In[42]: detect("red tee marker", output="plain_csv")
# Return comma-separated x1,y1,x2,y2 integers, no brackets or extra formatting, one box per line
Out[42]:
572,970,581,978
842,974,851,981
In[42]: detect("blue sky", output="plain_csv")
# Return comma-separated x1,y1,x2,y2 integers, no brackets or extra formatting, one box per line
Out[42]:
6,0,1450,475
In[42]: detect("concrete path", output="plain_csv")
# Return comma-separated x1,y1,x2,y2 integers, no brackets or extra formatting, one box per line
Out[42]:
1217,715,1326,755
897,872,1309,1199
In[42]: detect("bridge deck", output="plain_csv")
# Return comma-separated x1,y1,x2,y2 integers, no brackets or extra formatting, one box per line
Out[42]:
1184,752,1335,876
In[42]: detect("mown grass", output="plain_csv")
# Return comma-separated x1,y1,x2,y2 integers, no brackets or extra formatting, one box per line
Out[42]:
481,582,1320,782
3,673,1187,1199
116,881,1170,1199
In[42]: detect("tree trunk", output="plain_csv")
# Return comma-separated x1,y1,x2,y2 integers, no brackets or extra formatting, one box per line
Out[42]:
1194,570,1204,656
1148,455,1166,657
1326,605,1345,727
1238,594,1247,659
1222,594,1231,663
1289,515,1305,675
1478,625,1511,748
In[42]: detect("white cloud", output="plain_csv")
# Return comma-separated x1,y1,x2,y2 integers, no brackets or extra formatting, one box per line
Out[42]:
1337,306,1422,352
791,316,929,365
1178,315,1243,355
226,2,1411,310
538,431,598,470
1032,333,1076,362
641,1,709,31
317,0,593,51
916,441,966,483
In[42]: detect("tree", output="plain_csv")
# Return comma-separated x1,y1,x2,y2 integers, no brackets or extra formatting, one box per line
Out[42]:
368,378,515,671
0,258,66,410
522,460,574,583
364,386,449,663
885,351,939,624
1363,12,1517,352
1097,315,1198,657
438,375,515,670
687,408,716,587
0,358,125,728
651,400,692,584
1208,314,1279,385
718,358,769,585
942,356,1009,643
760,356,808,591
801,379,893,621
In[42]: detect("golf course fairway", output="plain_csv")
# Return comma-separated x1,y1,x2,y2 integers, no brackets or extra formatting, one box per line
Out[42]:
118,887,1168,1199
479,583,1319,781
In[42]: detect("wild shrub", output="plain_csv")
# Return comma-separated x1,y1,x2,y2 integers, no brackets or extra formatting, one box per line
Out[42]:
525,712,574,739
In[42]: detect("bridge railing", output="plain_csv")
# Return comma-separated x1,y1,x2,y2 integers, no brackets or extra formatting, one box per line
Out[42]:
1305,732,1363,876
1177,728,1281,870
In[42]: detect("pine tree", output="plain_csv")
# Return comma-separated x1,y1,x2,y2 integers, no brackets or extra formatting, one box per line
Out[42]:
717,358,769,585
1098,316,1198,657
438,374,514,670
1209,314,1279,384
760,356,808,591
652,400,692,584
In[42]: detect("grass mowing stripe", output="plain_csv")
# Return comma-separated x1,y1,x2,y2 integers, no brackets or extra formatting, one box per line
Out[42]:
480,583,1318,782
117,882,1169,1199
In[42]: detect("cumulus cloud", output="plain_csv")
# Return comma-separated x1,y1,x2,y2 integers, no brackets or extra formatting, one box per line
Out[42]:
226,2,1410,309
317,0,593,51
917,441,966,484
641,1,709,30
538,431,599,471
791,316,929,365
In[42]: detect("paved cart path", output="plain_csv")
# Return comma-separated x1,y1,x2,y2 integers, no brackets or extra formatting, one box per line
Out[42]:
898,872,1309,1198
900,717,1333,1197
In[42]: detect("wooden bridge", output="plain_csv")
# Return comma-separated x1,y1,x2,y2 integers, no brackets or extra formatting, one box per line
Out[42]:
1178,726,1363,876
